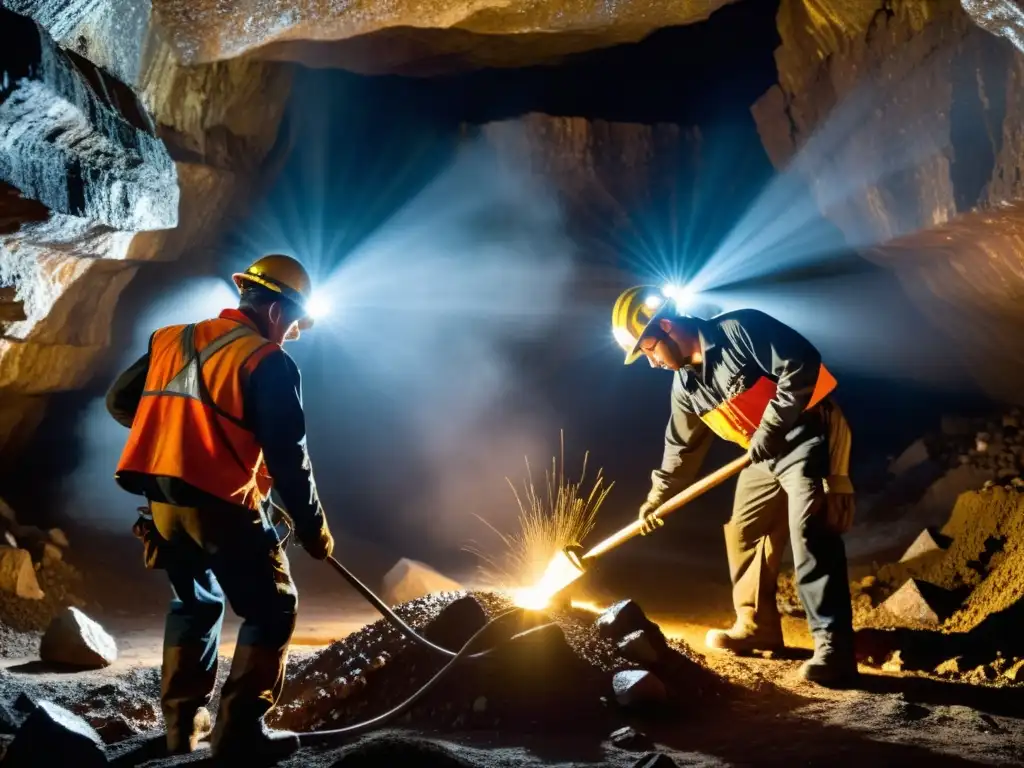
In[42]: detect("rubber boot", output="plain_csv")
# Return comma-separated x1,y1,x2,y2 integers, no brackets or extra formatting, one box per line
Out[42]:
799,631,858,687
705,615,784,655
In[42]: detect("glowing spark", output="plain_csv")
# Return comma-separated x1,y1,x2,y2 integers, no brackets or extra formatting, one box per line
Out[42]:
569,600,605,614
464,433,612,603
510,549,585,610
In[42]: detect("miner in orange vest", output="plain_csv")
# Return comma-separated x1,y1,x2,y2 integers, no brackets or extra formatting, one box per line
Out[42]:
107,254,334,758
612,285,857,687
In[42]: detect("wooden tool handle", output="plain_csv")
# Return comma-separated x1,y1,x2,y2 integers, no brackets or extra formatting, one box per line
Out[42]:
581,453,751,561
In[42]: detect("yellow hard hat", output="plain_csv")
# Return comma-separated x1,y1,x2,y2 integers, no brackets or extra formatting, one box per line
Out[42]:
611,285,674,365
232,254,314,328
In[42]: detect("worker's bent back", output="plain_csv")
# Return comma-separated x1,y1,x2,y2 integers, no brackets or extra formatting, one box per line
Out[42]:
115,313,279,510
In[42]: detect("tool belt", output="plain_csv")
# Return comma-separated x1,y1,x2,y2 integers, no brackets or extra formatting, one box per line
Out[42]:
132,502,170,570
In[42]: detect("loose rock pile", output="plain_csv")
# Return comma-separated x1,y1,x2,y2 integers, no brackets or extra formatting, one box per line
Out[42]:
788,410,1024,684
271,591,726,738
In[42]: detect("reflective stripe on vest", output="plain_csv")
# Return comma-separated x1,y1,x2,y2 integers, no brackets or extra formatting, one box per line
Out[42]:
698,364,837,448
115,317,278,509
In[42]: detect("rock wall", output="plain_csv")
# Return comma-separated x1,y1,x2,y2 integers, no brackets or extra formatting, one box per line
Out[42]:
0,5,294,461
87,0,734,76
752,0,1024,402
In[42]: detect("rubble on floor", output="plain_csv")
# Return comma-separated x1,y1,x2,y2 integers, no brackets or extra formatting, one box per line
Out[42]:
271,591,726,736
0,498,87,656
777,409,1024,685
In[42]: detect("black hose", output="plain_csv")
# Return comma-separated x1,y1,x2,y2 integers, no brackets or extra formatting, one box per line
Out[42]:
325,555,517,661
296,607,521,746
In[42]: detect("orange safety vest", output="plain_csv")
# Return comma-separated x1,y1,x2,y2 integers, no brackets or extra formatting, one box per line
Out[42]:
698,365,837,449
115,309,279,509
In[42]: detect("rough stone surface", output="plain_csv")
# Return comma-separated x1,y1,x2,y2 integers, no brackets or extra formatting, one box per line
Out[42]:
0,41,178,231
963,0,1024,53
0,548,44,601
0,6,292,461
40,607,117,668
421,594,487,652
612,669,668,708
617,630,661,666
900,528,952,563
595,599,653,642
380,558,464,606
3,699,106,768
13,0,739,74
752,0,1024,403
879,579,958,626
889,440,931,477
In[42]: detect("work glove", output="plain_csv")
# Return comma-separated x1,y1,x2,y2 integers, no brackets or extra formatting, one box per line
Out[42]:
299,522,335,561
637,498,665,536
823,476,855,534
748,427,787,465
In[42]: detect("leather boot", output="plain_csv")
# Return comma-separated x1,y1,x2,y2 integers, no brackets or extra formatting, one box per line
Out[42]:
799,631,858,687
211,643,295,761
211,722,300,763
705,617,784,654
162,644,217,754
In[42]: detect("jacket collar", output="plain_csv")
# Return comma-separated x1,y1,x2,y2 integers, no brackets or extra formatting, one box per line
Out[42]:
219,308,263,336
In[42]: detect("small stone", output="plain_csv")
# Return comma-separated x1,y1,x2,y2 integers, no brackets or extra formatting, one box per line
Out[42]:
0,548,44,600
880,579,957,626
47,530,69,548
935,657,962,677
899,529,951,563
612,670,668,708
1004,659,1024,682
860,575,877,589
617,630,661,666
596,600,656,642
882,650,904,672
610,725,642,747
41,544,62,567
472,696,487,713
40,608,118,669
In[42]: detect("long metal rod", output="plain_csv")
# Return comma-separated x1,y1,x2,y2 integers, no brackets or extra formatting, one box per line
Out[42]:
580,453,751,562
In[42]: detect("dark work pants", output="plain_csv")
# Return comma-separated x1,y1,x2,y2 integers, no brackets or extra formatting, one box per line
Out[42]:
725,460,853,639
151,501,297,748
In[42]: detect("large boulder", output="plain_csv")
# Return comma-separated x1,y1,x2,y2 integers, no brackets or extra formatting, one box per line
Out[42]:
380,558,463,606
422,594,487,652
39,607,117,669
0,547,43,600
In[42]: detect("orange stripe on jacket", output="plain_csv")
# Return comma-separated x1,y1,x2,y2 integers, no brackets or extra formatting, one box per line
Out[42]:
699,364,837,448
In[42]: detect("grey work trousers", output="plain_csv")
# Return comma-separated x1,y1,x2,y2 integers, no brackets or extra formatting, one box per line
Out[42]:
725,460,853,639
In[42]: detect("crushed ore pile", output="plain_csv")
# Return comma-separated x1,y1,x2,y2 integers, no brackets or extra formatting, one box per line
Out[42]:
271,590,728,735
776,408,1024,686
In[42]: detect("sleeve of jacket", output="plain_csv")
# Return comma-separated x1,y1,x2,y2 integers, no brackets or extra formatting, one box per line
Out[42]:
728,310,822,441
647,371,713,505
106,349,151,428
245,349,330,542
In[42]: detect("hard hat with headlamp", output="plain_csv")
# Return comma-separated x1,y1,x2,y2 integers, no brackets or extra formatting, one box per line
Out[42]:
611,284,694,365
232,254,316,330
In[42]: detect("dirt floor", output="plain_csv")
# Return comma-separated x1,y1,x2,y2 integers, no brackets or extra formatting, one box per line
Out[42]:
0,517,1021,767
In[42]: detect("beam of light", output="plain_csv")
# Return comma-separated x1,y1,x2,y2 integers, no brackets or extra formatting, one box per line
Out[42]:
305,293,330,320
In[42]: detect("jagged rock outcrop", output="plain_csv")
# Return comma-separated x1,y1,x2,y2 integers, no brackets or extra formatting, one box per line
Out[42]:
0,5,293,461
11,0,738,76
752,0,1024,402
962,0,1024,53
